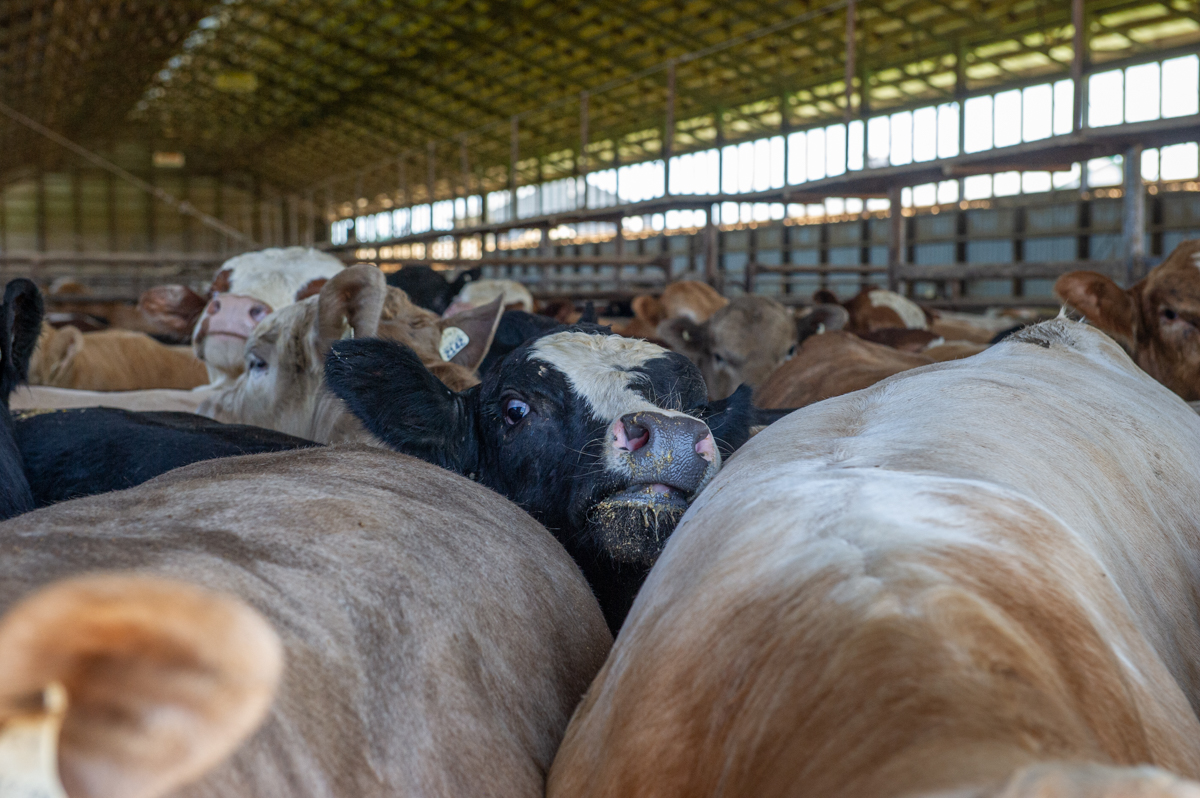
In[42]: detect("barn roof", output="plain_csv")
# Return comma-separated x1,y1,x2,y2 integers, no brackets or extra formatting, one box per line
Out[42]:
1,0,1197,207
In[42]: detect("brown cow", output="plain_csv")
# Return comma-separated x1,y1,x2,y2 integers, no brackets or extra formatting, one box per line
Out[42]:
0,445,610,796
755,331,934,409
816,286,931,334
28,324,210,392
617,280,728,340
1056,239,1200,400
657,295,797,400
0,575,281,798
200,264,502,441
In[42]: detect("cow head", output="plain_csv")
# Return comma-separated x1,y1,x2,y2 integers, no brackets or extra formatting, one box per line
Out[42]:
1056,240,1200,400
0,279,41,519
188,248,346,383
201,264,502,442
325,327,753,627
658,295,797,400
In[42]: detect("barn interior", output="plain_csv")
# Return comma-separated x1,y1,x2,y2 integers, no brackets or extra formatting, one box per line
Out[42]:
1,0,1198,308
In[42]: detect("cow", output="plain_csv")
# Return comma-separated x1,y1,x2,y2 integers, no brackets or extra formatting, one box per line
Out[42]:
0,279,43,521
324,325,755,631
200,264,503,442
1056,239,1200,401
616,280,729,341
755,330,934,409
14,407,314,507
42,279,165,338
385,264,481,314
657,295,799,401
28,324,210,391
549,319,1200,798
9,384,218,414
0,445,610,796
444,278,535,316
815,286,931,334
0,574,281,798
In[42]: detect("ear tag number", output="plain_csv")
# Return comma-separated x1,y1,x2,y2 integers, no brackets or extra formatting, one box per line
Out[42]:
440,327,470,362
0,683,68,798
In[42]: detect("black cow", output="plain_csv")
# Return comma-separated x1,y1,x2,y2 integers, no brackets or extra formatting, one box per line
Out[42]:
15,408,314,507
326,326,754,631
0,279,43,520
386,265,481,315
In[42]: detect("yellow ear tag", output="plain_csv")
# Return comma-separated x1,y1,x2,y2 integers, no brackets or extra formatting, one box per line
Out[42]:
0,683,68,798
439,327,470,362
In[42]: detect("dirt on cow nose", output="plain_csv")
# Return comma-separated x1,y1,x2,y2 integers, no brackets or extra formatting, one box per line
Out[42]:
619,411,714,493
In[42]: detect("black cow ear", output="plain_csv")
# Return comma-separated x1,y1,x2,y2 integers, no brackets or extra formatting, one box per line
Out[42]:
697,383,753,459
325,338,478,474
2,278,44,398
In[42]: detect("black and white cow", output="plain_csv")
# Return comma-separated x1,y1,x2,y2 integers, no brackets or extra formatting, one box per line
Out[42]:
386,265,481,315
325,325,754,630
0,279,43,520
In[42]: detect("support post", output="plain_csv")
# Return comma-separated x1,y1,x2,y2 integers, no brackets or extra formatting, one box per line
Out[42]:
580,92,590,210
664,60,676,196
844,0,857,123
704,206,719,288
460,137,471,199
1123,144,1146,285
427,140,437,207
887,184,905,292
1072,0,1087,133
510,115,519,223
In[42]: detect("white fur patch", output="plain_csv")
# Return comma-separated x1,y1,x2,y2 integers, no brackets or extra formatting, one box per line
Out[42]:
868,290,927,329
455,279,534,313
530,332,686,423
0,683,67,798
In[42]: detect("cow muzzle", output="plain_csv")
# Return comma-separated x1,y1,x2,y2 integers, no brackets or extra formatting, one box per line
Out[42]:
197,294,272,343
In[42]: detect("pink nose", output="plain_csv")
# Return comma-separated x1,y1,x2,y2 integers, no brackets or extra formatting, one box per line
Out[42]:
202,294,272,340
695,434,716,462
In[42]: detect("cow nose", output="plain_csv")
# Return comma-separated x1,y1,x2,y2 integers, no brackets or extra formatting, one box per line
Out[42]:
208,299,221,315
613,411,717,494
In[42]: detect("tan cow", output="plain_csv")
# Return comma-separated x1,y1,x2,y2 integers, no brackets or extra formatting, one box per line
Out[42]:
0,575,280,798
0,445,610,797
29,324,210,392
617,281,729,341
657,295,798,400
1056,239,1200,400
200,264,502,441
550,319,1200,798
755,330,934,409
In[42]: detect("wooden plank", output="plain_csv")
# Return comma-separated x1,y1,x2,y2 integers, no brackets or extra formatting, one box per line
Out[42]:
899,259,1121,280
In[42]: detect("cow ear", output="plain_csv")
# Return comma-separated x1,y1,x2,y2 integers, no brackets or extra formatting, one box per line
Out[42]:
694,384,753,459
656,317,709,360
3,279,44,394
796,303,848,342
0,575,281,798
812,289,840,305
631,295,666,326
315,265,387,355
579,300,597,324
435,296,504,371
293,278,328,302
137,285,207,341
1054,271,1135,349
325,338,479,474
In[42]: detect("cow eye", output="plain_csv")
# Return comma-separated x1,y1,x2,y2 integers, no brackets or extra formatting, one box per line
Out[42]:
247,353,269,373
713,352,725,364
1163,307,1179,321
503,398,530,425
786,344,796,359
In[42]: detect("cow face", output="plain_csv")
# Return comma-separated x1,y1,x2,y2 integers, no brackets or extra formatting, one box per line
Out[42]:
1056,240,1200,400
325,328,753,628
658,295,797,401
201,265,503,442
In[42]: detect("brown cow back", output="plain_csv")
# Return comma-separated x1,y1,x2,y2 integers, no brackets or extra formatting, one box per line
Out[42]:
29,325,210,392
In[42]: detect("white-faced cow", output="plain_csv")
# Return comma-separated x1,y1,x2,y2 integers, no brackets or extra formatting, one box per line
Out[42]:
1057,239,1200,400
325,326,755,630
200,264,502,442
0,446,610,796
550,319,1200,798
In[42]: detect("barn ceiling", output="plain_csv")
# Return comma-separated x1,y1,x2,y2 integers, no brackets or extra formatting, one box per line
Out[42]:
1,0,1197,206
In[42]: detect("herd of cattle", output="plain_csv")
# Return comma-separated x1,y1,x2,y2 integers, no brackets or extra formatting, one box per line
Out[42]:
1,239,1200,796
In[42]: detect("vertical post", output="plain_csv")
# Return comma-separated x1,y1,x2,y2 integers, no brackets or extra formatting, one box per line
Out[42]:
664,60,676,196
71,166,83,252
35,168,45,253
887,184,905,292
704,206,719,287
844,0,857,123
780,93,790,196
510,115,519,223
579,91,590,210
460,137,471,199
1123,144,1145,285
306,189,316,246
427,140,437,208
1072,0,1086,133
